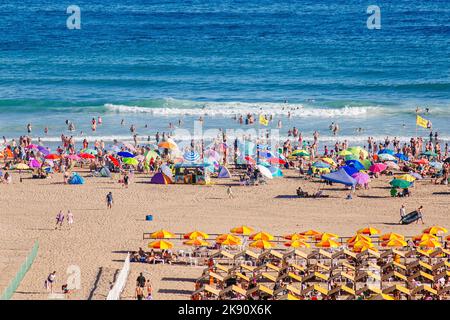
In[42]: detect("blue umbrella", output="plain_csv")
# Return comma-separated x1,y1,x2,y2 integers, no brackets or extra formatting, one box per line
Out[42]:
378,153,396,161
313,161,331,169
395,153,408,161
321,168,357,186
118,151,134,158
378,149,394,155
429,162,443,170
345,160,365,171
183,151,200,162
341,165,359,176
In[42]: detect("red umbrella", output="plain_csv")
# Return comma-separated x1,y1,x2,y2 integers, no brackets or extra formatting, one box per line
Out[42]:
45,154,60,160
244,156,256,165
413,159,428,165
268,157,286,165
79,153,95,159
108,155,119,166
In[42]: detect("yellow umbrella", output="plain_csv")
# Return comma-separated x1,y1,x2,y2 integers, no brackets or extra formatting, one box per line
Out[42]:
249,240,275,250
15,163,30,170
284,233,308,241
230,225,254,235
183,231,209,239
353,241,376,253
148,240,173,249
284,240,310,248
301,230,322,237
413,233,438,242
249,231,274,241
395,174,416,182
150,229,175,239
357,227,381,236
338,150,353,156
423,226,448,235
316,239,340,248
216,234,241,245
315,232,339,241
382,238,407,247
380,233,405,241
183,239,210,247
418,239,441,248
321,157,336,166
347,234,372,245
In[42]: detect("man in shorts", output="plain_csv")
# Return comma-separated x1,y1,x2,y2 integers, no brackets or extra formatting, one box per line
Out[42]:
106,192,113,209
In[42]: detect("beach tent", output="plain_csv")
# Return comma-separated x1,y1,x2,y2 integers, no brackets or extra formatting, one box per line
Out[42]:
150,172,171,184
68,173,85,185
321,168,357,186
341,165,359,176
218,166,231,178
345,160,365,171
395,153,409,161
99,166,111,178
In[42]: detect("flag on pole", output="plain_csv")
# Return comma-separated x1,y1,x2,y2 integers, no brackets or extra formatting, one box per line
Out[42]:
416,115,429,129
259,114,269,126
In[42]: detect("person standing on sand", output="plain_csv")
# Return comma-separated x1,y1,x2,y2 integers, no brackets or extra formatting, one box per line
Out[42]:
227,186,234,199
45,271,56,293
106,192,113,209
55,211,64,230
146,280,153,300
416,206,424,224
67,210,74,228
399,204,406,223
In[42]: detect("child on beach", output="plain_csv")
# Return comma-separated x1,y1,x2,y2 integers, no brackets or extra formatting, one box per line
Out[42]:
45,271,56,293
227,186,234,199
106,192,113,209
67,210,74,228
55,211,64,230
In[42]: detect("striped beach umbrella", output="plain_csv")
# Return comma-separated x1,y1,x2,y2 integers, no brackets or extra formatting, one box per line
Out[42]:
183,151,200,162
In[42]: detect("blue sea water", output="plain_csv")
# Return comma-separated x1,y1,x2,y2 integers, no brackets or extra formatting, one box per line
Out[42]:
0,0,449,146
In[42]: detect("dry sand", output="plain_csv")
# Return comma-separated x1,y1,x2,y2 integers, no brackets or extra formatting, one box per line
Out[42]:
0,169,449,300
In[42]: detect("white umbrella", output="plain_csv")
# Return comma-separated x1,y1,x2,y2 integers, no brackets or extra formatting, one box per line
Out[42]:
257,165,273,180
161,164,173,181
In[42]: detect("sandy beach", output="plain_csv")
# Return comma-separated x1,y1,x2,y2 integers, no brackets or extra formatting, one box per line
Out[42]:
1,168,448,300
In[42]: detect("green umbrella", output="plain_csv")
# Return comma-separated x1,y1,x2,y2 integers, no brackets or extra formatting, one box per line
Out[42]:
80,148,97,155
144,150,159,163
361,159,372,170
292,149,309,157
389,179,411,189
345,154,358,161
122,157,139,166
421,151,437,157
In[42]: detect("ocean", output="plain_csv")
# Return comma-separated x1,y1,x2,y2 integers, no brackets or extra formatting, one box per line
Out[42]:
0,0,449,148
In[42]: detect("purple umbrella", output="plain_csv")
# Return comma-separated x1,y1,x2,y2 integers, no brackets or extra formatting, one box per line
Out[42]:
37,145,50,156
409,172,423,180
28,158,41,168
351,172,370,185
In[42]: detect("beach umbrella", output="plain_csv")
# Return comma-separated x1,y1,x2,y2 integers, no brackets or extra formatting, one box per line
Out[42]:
341,165,359,176
148,240,173,249
15,163,30,170
423,226,448,235
360,159,372,170
249,240,275,250
395,174,416,182
144,150,159,162
249,232,274,241
122,142,136,152
409,172,423,180
108,155,120,166
351,172,370,185
244,156,256,165
158,141,177,150
321,168,357,186
352,240,376,252
183,231,209,240
347,234,372,244
122,157,139,166
421,151,437,157
26,144,39,149
79,153,95,159
357,226,380,236
66,154,81,161
80,148,97,155
418,239,441,248
378,149,395,155
301,230,322,237
257,165,274,180
369,163,387,173
321,157,336,166
284,240,310,248
347,147,368,158
216,234,241,245
413,159,428,165
381,238,407,247
160,164,173,180
150,230,175,239
117,151,134,158
183,151,200,162
28,159,41,168
412,233,438,242
315,232,339,241
183,239,210,247
385,161,400,170
380,233,405,241
230,226,254,235
344,154,359,161
316,239,340,248
429,162,443,170
37,145,50,156
395,153,409,161
378,153,397,161
268,166,283,177
284,233,308,241
45,154,60,160
292,149,309,157
313,161,331,169
389,179,411,189
267,157,286,165
337,150,353,156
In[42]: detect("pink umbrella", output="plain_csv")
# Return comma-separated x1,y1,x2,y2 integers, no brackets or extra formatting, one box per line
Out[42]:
26,144,39,149
66,154,81,161
369,163,387,173
385,161,400,170
28,158,41,168
351,172,370,185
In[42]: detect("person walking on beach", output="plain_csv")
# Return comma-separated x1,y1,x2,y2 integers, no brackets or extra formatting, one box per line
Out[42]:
67,210,74,228
227,186,234,199
106,192,113,209
45,271,56,293
416,206,424,224
55,211,64,230
146,280,153,300
399,204,406,223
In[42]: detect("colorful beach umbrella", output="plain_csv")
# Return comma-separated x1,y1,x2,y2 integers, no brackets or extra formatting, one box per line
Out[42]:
382,238,407,247
183,151,200,162
216,234,241,245
292,149,310,157
108,155,120,166
423,226,448,235
284,233,308,241
357,227,380,236
45,154,60,160
230,226,254,235
389,179,411,189
122,157,139,166
150,230,175,239
158,141,177,150
413,233,438,242
79,153,95,159
370,163,387,173
183,239,210,247
117,151,134,158
351,172,370,185
316,239,340,248
15,163,30,170
380,233,404,241
28,159,41,168
80,148,97,155
249,240,275,250
249,232,274,241
148,240,173,249
395,174,416,182
183,231,209,240
347,234,372,244
257,165,274,180
301,230,322,237
321,158,336,166
315,232,339,241
313,161,331,169
284,240,310,248
418,239,441,248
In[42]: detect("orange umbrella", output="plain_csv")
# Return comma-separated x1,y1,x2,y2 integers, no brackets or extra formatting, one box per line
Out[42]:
150,229,175,239
249,240,275,249
216,234,241,245
380,233,405,241
301,230,322,237
230,225,254,235
158,141,177,149
249,232,274,241
353,241,376,253
183,231,209,239
316,239,340,248
413,233,438,242
283,233,307,241
423,226,448,235
284,240,310,248
382,238,407,247
315,232,339,241
357,227,381,236
148,240,173,249
418,239,441,248
347,234,372,244
183,239,210,247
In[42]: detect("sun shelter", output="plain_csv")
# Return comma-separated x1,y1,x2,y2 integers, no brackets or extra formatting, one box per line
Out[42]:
68,172,85,185
99,166,111,177
150,172,172,184
217,166,231,178
321,168,357,186
173,163,210,185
